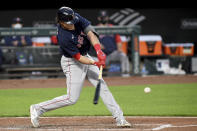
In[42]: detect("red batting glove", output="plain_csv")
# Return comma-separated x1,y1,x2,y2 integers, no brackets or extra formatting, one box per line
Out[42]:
97,50,106,62
94,44,106,62
94,61,105,68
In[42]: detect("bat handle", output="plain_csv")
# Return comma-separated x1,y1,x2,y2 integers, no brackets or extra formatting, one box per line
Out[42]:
98,66,103,80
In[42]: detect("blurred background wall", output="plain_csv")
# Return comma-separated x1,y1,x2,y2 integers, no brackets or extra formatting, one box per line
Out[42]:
0,7,197,78
0,8,196,45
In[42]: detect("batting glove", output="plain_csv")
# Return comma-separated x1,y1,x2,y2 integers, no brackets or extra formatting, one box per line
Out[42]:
94,61,105,68
94,43,106,62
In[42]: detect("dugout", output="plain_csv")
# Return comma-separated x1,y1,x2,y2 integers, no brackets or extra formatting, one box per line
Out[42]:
0,46,63,79
0,25,141,79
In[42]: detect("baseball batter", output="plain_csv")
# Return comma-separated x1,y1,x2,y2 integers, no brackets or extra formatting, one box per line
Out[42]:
30,7,131,128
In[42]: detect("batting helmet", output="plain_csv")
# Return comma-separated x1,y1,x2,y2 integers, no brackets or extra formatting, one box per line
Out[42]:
57,7,76,24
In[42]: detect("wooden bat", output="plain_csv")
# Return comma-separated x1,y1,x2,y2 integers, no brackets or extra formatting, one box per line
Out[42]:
93,65,103,105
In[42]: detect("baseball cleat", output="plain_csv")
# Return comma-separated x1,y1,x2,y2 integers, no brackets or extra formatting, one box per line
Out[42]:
116,119,132,127
30,105,40,128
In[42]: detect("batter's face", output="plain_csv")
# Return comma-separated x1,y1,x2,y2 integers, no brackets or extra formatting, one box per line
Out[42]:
60,21,75,30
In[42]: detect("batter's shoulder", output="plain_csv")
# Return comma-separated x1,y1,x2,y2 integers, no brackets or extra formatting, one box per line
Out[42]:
74,13,91,30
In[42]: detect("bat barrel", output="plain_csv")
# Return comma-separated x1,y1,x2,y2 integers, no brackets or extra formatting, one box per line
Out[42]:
93,66,103,105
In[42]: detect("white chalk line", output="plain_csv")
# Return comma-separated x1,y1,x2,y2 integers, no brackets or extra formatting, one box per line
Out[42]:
152,124,197,130
152,124,172,130
72,125,197,131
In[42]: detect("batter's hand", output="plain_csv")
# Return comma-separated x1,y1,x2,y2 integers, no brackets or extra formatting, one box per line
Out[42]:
94,43,106,63
96,50,106,63
94,61,105,68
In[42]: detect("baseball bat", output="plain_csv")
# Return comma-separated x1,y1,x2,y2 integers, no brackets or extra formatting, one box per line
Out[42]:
93,65,103,105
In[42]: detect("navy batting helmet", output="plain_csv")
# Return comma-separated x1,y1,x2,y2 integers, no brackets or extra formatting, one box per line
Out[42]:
57,7,76,24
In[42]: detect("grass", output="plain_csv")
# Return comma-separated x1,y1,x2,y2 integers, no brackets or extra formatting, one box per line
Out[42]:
0,83,197,117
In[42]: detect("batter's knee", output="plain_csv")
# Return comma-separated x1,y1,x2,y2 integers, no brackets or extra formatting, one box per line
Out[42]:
100,81,110,92
67,96,79,105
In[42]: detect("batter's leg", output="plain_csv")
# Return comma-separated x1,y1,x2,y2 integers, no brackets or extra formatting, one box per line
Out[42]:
87,64,124,120
32,56,88,115
87,63,131,127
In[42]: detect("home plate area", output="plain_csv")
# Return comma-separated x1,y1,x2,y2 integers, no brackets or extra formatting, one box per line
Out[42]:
0,116,197,131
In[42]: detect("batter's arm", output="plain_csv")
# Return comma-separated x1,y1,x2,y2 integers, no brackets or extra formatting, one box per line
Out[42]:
87,31,100,46
84,25,100,46
85,25,105,50
73,53,95,65
87,31,105,50
78,56,95,65
86,31,106,63
73,52,103,68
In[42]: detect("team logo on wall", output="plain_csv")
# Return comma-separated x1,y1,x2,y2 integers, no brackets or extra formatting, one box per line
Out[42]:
181,19,197,29
109,8,146,26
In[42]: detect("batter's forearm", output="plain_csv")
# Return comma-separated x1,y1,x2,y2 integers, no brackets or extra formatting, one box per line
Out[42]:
73,53,95,65
78,55,95,65
87,31,100,46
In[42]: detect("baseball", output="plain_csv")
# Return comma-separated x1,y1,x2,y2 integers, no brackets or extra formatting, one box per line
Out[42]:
144,87,151,93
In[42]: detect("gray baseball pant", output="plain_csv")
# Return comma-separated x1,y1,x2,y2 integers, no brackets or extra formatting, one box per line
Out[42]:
34,55,124,120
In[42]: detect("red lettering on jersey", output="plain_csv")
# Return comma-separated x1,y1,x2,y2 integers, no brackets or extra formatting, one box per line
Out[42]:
77,35,84,48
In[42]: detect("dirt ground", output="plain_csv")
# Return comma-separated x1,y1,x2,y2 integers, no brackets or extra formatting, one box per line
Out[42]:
0,116,197,131
0,75,197,89
0,75,197,131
